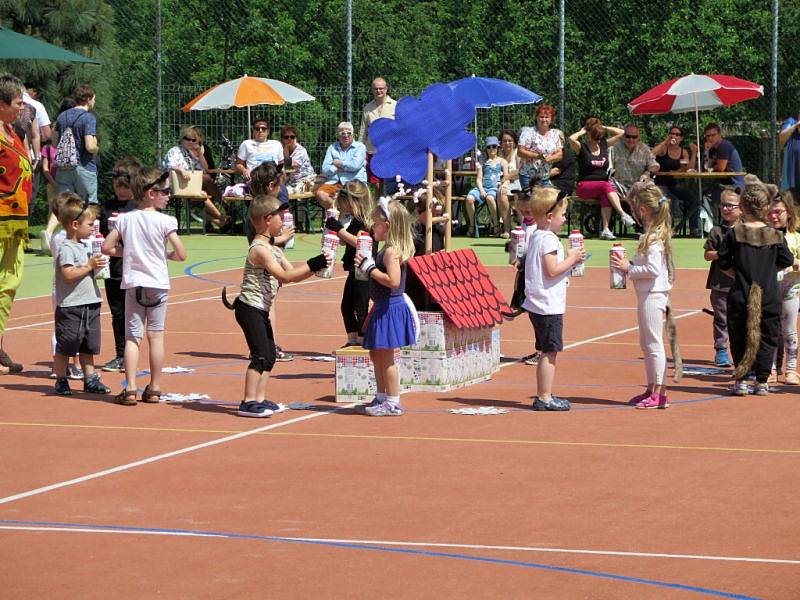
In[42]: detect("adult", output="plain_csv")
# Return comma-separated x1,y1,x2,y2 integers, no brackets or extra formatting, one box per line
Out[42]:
778,115,800,198
0,73,32,374
549,142,576,202
609,123,660,199
358,77,396,186
703,123,745,192
23,87,50,215
281,125,316,194
162,125,226,228
568,117,637,240
652,125,701,236
235,118,284,181
12,91,39,246
517,104,563,189
52,84,99,204
316,121,366,209
498,129,520,233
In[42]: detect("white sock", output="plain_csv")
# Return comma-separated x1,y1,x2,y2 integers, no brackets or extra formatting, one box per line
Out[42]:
376,392,386,402
386,395,400,406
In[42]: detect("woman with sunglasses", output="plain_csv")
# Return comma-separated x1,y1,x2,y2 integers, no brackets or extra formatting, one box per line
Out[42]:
163,125,227,229
653,126,701,236
281,125,316,194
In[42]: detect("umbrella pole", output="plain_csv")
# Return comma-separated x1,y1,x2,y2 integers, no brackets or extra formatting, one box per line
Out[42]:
445,160,453,251
425,151,434,254
694,94,703,228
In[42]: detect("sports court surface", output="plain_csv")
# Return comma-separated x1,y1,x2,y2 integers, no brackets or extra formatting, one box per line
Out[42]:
1,240,799,598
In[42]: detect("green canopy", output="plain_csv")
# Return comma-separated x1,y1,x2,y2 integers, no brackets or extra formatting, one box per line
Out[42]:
0,27,100,64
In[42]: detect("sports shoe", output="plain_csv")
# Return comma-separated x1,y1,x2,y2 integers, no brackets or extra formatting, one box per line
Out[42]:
38,230,52,256
635,392,668,409
84,374,111,394
237,401,274,418
785,370,800,385
355,396,381,414
68,364,84,380
714,349,732,367
628,390,652,406
364,400,403,416
532,396,570,411
275,346,293,362
621,213,636,228
102,356,125,372
523,351,541,366
753,382,769,396
731,380,750,396
599,229,616,240
54,376,72,396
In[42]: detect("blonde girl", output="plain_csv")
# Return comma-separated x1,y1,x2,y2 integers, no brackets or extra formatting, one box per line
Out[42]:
355,199,416,416
610,181,681,408
767,191,800,385
325,179,376,347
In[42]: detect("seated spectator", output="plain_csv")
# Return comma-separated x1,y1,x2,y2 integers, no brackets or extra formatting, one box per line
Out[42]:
465,136,508,237
412,189,446,256
281,125,316,194
568,117,636,239
517,104,563,190
652,125,701,236
498,129,520,235
235,118,283,181
609,123,660,200
702,123,745,208
316,121,366,210
162,125,226,228
549,140,576,202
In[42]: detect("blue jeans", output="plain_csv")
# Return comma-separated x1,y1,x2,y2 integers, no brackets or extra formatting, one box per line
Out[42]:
56,165,98,204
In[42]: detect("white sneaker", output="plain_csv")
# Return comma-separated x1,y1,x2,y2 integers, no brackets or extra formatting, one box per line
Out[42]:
621,213,636,227
599,229,616,240
38,230,52,256
731,380,749,396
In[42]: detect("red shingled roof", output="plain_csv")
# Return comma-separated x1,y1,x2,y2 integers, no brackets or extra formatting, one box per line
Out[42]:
408,249,512,329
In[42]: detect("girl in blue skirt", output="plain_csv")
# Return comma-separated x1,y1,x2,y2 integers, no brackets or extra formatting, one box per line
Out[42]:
356,198,416,416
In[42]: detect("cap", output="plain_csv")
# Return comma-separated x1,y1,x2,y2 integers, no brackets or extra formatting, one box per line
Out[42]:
484,136,500,147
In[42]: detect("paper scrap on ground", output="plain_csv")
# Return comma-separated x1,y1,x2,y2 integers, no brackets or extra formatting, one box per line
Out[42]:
162,366,196,373
448,406,509,415
162,393,210,402
288,402,314,410
683,366,728,375
305,356,336,362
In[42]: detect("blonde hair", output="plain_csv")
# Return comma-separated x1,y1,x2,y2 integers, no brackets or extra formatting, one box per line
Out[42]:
740,174,770,222
529,186,565,217
248,194,281,227
178,125,200,141
337,180,374,228
719,188,740,204
630,181,674,282
132,166,168,202
57,192,97,230
374,200,414,263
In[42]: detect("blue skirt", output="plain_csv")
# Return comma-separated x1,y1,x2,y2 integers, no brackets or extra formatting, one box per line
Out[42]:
363,295,416,350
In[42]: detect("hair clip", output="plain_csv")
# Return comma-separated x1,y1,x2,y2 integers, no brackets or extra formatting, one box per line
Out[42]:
378,197,391,222
658,195,667,206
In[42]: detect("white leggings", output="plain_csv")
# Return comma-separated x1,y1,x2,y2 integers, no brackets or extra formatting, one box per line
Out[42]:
637,291,668,385
781,292,799,372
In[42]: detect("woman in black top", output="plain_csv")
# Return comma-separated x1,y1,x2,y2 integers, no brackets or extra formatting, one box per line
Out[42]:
653,126,701,236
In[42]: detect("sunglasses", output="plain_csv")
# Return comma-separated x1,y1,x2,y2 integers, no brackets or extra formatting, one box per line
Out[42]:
546,198,561,214
282,134,296,140
253,126,268,132
143,172,170,193
624,134,639,139
183,136,197,142
75,199,90,221
486,145,499,149
339,131,353,136
669,131,682,136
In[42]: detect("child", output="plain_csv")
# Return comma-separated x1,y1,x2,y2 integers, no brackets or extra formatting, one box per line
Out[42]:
355,198,417,416
224,195,331,417
37,140,59,256
610,182,681,409
717,175,797,396
52,193,111,396
324,179,376,347
508,190,540,365
521,187,585,411
767,191,800,385
465,136,508,237
703,188,740,367
101,168,187,405
99,157,141,372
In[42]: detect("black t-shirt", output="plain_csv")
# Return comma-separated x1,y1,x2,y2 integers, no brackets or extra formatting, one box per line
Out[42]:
550,146,576,194
577,139,610,182
99,198,136,280
342,218,377,271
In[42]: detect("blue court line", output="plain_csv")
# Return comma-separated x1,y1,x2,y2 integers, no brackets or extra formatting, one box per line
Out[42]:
0,519,758,599
183,257,244,285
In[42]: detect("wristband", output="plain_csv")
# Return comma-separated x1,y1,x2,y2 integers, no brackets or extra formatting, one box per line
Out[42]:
325,216,344,233
306,253,328,272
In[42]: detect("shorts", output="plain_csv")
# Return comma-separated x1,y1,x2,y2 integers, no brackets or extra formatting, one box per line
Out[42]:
125,287,169,338
528,312,564,353
55,164,98,204
55,303,102,356
317,183,342,197
576,180,615,208
234,298,276,373
366,153,381,184
466,187,498,203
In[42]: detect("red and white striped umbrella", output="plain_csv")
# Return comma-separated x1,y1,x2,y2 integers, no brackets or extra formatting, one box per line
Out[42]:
628,73,763,115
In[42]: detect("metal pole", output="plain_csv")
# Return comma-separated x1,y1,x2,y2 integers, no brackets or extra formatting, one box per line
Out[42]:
156,0,162,163
558,0,565,130
346,0,353,123
770,0,779,182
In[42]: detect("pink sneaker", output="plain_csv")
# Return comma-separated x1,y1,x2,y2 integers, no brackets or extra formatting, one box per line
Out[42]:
628,390,652,405
635,392,668,409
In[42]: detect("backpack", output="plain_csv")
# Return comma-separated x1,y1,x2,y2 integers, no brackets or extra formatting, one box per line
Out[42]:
55,112,87,169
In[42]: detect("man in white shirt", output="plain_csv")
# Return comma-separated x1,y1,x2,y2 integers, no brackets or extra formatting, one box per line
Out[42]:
358,77,396,186
23,88,51,140
235,119,284,180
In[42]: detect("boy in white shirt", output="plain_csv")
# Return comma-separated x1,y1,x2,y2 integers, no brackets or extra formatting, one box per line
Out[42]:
522,187,586,411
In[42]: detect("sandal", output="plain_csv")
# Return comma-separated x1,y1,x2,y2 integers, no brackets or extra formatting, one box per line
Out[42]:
141,385,162,404
0,349,22,373
116,388,138,406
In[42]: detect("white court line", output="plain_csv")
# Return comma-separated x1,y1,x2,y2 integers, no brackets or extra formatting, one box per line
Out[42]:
0,525,797,565
0,408,350,506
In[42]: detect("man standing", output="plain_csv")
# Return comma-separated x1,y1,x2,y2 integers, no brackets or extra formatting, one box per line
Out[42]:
23,87,50,207
52,84,99,204
704,123,745,191
610,123,659,201
358,77,396,187
316,122,366,209
235,118,284,181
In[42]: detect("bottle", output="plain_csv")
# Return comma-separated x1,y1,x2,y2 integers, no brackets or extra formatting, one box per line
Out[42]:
609,243,627,289
509,226,526,265
568,230,585,277
282,210,295,249
91,234,110,279
92,218,100,237
316,232,339,279
354,231,373,281
107,212,119,232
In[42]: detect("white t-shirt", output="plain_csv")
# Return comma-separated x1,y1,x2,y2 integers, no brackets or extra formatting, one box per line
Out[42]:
237,139,283,172
629,238,672,293
116,209,178,290
522,229,569,315
23,92,51,130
